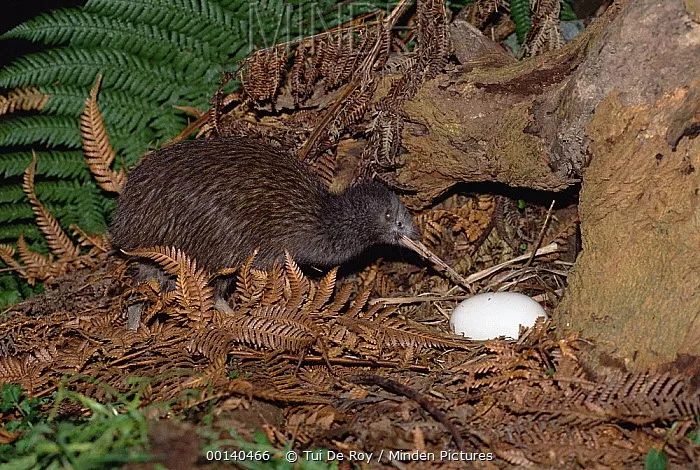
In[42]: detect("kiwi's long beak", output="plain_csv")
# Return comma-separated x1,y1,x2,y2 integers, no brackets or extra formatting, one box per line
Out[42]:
399,235,473,291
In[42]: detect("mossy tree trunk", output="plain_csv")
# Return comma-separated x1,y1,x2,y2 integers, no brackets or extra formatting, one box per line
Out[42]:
382,0,699,369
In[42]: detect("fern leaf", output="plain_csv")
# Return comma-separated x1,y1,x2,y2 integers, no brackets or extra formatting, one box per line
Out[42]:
80,75,126,193
0,151,89,180
23,155,80,259
70,224,110,252
71,183,108,234
41,85,171,132
0,245,25,278
84,0,245,53
509,0,532,44
0,48,210,102
122,246,189,277
0,115,80,148
305,267,337,313
560,0,577,21
0,224,42,243
4,9,224,62
0,204,34,223
284,251,309,314
0,181,85,204
17,234,51,285
0,87,48,115
223,307,317,352
175,257,214,320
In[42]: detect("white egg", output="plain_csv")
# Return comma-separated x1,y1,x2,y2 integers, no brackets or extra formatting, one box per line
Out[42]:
450,292,546,340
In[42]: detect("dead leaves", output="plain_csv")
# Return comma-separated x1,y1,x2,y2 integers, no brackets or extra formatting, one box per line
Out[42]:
79,74,126,194
0,87,48,116
2,74,119,286
121,246,472,365
2,153,105,285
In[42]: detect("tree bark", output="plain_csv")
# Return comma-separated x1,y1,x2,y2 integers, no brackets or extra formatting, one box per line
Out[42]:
390,0,699,369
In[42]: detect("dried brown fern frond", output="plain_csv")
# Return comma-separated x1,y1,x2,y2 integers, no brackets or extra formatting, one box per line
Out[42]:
334,302,473,356
462,0,507,29
328,81,376,138
524,0,564,57
303,267,337,314
244,353,331,403
70,224,111,254
219,306,318,353
240,46,288,103
174,256,215,323
16,234,51,285
122,246,188,277
283,252,310,314
79,74,126,193
0,357,35,388
574,371,700,423
290,44,313,105
23,154,80,260
297,0,413,160
0,244,25,279
359,110,405,179
234,250,265,306
188,327,236,363
260,261,285,306
308,150,337,187
0,87,48,115
416,0,451,79
122,245,215,320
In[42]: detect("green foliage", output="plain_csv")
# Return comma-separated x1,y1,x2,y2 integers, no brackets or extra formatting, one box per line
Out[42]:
0,152,90,180
0,0,390,307
509,0,532,44
0,382,340,470
0,115,81,148
509,0,577,44
560,0,577,21
644,448,668,470
690,424,700,445
0,384,152,468
0,275,43,310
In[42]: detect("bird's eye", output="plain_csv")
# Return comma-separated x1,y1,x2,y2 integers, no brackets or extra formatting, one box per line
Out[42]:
397,221,403,227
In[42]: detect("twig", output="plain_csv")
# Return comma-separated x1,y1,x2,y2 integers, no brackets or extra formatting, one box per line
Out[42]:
525,199,556,269
371,294,470,305
234,351,431,372
400,235,474,292
371,242,561,305
464,242,560,284
349,374,466,451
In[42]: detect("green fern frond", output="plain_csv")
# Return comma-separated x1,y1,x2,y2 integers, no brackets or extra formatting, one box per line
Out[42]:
560,0,577,21
0,223,42,243
0,48,212,102
0,151,89,180
84,0,246,53
3,9,224,63
0,181,85,204
0,115,80,147
0,203,34,224
0,0,395,308
509,0,532,44
72,183,108,233
41,85,164,133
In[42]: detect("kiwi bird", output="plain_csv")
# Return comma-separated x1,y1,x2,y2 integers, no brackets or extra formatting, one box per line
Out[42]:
110,136,419,278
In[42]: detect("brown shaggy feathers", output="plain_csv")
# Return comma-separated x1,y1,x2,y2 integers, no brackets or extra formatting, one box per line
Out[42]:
110,137,417,273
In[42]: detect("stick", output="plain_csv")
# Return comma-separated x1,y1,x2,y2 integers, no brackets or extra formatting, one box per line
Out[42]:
400,235,474,292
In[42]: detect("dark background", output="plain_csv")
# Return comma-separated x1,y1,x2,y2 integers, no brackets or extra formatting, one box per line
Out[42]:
0,0,85,68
